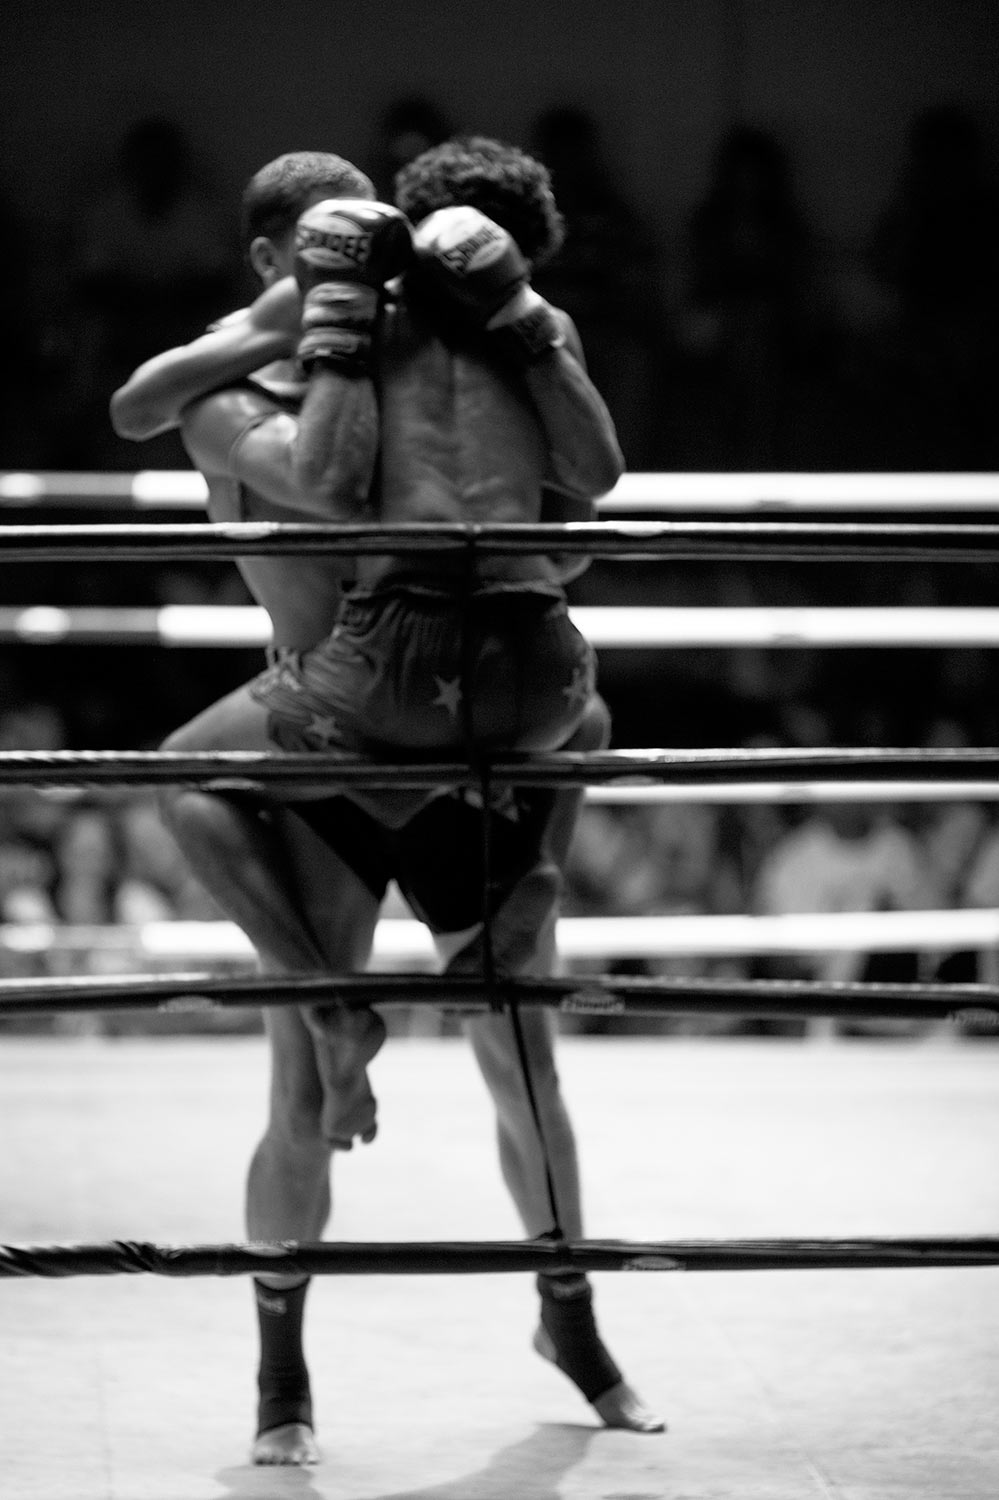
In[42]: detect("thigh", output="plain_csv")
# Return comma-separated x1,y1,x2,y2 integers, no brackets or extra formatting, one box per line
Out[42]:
544,690,612,869
161,681,274,754
268,806,381,971
162,676,357,803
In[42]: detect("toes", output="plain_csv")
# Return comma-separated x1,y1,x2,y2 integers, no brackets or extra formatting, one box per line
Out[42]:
251,1422,321,1465
592,1382,666,1434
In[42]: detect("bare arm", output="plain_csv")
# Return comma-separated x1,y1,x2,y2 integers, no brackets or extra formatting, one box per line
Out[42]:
521,312,625,503
292,370,379,520
109,279,302,441
181,380,376,518
522,315,623,582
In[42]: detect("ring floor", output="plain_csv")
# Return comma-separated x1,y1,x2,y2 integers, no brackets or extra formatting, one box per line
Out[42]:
1,1031,997,1500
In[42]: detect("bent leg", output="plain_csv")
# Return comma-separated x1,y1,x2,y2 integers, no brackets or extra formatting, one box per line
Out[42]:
161,704,387,1150
160,686,330,971
462,698,662,1431
241,822,383,1466
438,693,611,979
247,1001,328,1465
465,973,664,1433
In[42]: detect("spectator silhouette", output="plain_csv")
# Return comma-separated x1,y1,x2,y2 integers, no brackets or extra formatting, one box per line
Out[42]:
753,803,929,987
867,105,999,467
66,116,240,467
370,97,454,200
0,163,50,465
680,125,814,468
529,105,667,469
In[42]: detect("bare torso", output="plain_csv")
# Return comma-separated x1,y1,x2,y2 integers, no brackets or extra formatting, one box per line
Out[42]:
361,298,561,590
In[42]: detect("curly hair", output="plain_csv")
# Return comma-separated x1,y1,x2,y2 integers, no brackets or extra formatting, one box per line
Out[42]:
241,151,375,249
394,135,565,267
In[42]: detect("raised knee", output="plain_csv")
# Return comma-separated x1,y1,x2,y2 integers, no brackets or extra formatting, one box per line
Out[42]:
159,785,234,845
563,694,611,753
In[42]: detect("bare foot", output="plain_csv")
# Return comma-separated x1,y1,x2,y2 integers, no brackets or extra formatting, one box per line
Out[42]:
592,1380,666,1433
251,1421,320,1465
533,1326,666,1433
307,1005,386,1149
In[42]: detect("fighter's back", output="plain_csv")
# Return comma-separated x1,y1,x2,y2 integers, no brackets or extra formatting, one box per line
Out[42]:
361,298,560,590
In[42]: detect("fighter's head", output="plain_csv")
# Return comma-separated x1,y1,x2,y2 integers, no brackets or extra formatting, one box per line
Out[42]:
241,151,376,282
393,135,565,268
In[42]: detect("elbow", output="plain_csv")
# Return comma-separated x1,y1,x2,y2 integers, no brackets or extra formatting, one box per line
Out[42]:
594,444,626,499
108,386,139,439
602,431,627,491
574,445,626,505
109,384,161,442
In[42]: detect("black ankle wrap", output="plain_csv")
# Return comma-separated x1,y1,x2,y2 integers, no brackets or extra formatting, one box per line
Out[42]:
253,1278,313,1436
536,1273,623,1403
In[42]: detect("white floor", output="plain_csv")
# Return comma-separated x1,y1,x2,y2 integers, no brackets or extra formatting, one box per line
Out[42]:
1,1034,997,1499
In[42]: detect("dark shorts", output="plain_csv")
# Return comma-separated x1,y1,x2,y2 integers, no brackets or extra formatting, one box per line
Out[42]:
248,581,596,827
290,784,558,937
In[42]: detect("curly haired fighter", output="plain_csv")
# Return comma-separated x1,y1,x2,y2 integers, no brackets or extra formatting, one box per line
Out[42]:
112,140,662,1466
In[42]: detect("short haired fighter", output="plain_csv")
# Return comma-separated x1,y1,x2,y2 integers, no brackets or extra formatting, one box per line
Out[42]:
112,142,662,1467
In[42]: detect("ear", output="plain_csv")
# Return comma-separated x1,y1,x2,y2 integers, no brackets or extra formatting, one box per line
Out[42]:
249,235,281,285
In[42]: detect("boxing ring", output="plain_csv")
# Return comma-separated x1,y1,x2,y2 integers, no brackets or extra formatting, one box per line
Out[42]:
2,471,999,1498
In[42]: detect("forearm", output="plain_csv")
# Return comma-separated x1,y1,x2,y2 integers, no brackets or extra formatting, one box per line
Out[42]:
291,371,380,520
111,278,303,441
522,346,625,502
111,320,293,441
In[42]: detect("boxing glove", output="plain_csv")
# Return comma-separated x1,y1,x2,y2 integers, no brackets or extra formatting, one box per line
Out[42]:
294,199,413,373
412,205,564,365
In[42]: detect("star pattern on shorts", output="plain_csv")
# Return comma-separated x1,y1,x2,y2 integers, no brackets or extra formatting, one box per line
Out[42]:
458,786,521,821
562,663,592,713
307,713,341,742
489,787,521,822
432,675,463,717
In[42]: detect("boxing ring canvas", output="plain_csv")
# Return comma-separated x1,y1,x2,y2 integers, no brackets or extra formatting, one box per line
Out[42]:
3,1033,998,1500
1,478,999,1497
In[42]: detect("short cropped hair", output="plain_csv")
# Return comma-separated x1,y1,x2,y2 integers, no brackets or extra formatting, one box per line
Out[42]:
241,151,375,249
394,135,565,267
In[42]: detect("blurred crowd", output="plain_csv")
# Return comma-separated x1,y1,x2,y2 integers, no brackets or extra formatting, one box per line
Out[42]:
0,98,997,1035
1,699,997,1039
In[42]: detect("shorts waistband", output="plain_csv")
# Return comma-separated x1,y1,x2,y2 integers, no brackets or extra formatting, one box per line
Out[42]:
343,578,566,606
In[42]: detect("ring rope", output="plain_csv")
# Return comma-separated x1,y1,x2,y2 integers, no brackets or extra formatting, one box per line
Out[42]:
5,480,996,1293
14,604,999,649
0,970,995,1022
0,747,996,788
2,519,999,563
3,470,997,514
0,1235,995,1278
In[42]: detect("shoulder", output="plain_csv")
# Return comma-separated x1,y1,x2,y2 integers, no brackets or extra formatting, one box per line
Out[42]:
550,306,584,363
181,385,295,478
182,384,279,432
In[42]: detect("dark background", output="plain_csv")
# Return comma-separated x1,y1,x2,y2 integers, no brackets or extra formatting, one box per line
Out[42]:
0,1,998,1007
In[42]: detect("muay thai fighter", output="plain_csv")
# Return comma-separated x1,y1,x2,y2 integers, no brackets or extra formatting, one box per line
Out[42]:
112,140,663,1466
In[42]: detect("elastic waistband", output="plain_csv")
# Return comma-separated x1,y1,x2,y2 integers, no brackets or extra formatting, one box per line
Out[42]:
344,578,566,607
